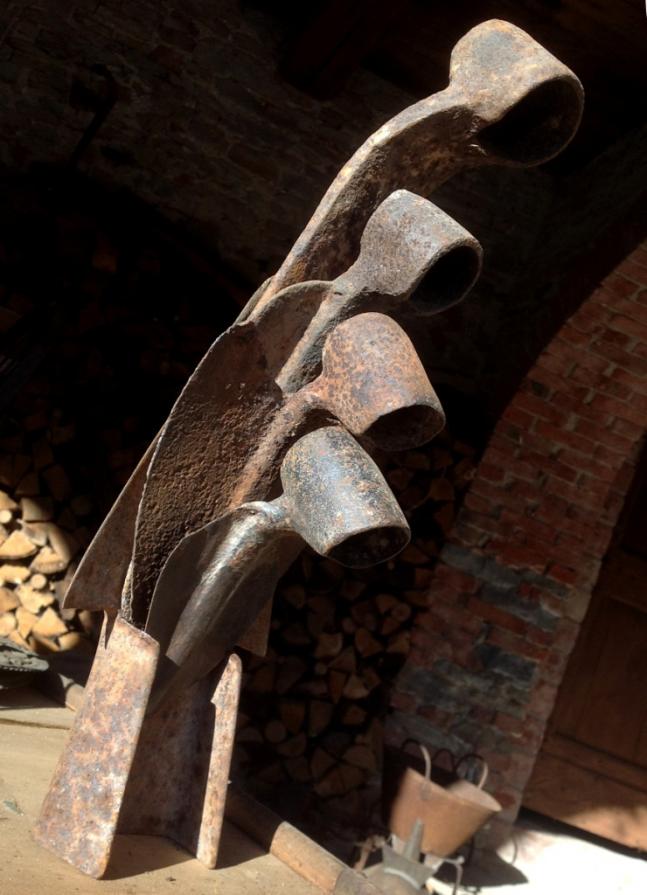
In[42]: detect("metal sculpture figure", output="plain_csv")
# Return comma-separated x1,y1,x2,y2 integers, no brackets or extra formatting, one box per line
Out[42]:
34,20,582,880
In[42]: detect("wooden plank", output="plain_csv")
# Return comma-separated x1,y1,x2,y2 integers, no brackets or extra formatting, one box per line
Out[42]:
541,732,647,796
524,752,647,850
0,715,322,894
572,599,647,764
0,687,74,729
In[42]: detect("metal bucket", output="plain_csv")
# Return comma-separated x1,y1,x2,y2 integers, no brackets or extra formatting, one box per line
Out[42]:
383,742,502,857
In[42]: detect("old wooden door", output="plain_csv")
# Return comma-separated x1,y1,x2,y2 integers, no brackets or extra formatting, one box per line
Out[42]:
524,466,647,850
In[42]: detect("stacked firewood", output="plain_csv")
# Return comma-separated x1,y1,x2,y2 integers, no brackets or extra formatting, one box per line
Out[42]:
236,431,477,834
0,420,100,653
0,173,239,655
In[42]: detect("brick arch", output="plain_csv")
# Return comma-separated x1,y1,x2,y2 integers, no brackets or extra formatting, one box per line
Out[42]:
390,238,647,834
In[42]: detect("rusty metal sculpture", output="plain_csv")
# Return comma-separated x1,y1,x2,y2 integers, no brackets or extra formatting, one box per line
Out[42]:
34,20,582,880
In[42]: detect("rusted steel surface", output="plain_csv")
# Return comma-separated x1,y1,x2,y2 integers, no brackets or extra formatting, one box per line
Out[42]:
147,425,409,709
37,20,582,881
63,439,155,613
128,324,284,626
129,191,475,631
119,653,242,868
33,616,159,878
62,16,584,626
254,19,583,304
308,312,444,450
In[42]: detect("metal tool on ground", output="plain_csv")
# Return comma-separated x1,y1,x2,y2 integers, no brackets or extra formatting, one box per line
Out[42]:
146,425,410,711
35,19,582,882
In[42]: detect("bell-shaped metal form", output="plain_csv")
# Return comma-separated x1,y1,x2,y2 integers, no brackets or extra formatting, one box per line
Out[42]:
279,425,410,566
309,312,445,449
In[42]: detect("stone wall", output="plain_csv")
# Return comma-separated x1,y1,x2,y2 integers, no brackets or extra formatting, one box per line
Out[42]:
390,239,647,840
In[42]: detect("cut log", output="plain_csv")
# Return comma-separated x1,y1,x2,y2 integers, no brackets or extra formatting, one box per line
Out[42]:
380,616,401,636
31,546,67,574
283,756,310,783
0,564,30,584
0,490,18,512
354,628,381,658
56,508,77,531
343,675,369,699
29,573,48,590
0,587,20,612
0,530,38,560
282,623,311,646
32,606,68,638
57,631,87,651
315,631,343,659
315,762,365,797
32,438,54,470
8,629,30,649
248,664,276,694
344,744,377,773
17,584,54,613
282,584,306,609
45,523,78,564
71,494,93,517
387,631,410,653
276,657,308,693
341,705,367,726
20,522,48,546
339,579,366,601
309,700,334,736
20,496,53,522
277,733,307,758
279,699,306,734
0,612,17,635
311,747,335,781
42,464,71,501
15,471,39,496
16,606,38,638
11,455,31,487
391,603,412,623
30,631,60,652
328,670,347,704
376,593,398,614
264,719,287,744
329,647,356,674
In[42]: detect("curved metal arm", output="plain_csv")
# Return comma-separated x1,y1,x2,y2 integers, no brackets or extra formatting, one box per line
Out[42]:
254,19,582,305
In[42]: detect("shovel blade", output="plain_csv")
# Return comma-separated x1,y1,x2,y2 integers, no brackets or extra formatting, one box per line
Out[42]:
33,615,159,878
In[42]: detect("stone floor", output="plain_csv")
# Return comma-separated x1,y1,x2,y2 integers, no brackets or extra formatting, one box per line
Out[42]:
437,812,647,895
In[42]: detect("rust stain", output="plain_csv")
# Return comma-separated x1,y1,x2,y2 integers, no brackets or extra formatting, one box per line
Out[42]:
36,20,583,880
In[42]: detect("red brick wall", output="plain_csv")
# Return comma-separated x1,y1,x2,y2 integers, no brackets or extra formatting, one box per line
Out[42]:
390,239,647,838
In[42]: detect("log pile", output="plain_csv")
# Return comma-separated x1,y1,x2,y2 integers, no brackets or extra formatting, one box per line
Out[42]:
0,173,239,655
236,430,477,835
0,430,99,654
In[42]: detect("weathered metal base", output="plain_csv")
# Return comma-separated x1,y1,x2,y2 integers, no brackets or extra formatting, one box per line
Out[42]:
33,615,241,878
